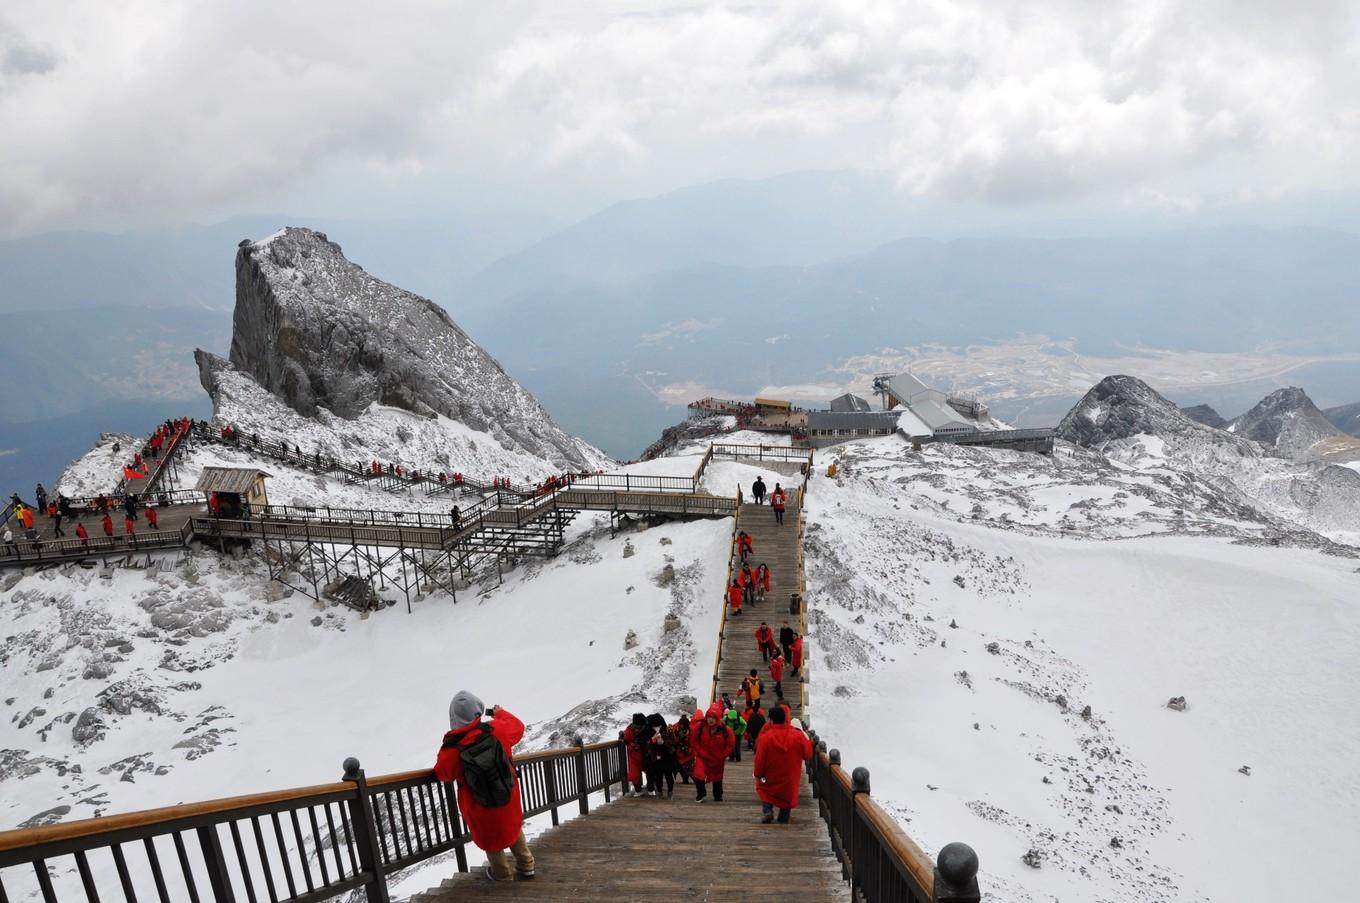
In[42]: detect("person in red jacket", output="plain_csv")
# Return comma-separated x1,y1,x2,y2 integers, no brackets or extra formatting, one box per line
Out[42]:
727,579,743,616
433,691,535,882
754,704,813,823
101,513,113,537
75,522,89,547
769,650,785,698
754,622,776,661
671,714,694,784
791,635,804,674
770,485,786,525
623,713,646,795
146,506,159,530
689,703,735,802
124,516,136,545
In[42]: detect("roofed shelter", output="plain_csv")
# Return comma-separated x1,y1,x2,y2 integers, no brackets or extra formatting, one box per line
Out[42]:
195,467,271,518
753,397,792,413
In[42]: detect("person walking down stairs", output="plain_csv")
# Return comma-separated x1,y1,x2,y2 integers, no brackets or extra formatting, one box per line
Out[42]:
434,691,536,882
752,475,766,505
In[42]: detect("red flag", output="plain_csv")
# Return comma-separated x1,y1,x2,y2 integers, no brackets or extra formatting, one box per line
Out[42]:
123,467,145,481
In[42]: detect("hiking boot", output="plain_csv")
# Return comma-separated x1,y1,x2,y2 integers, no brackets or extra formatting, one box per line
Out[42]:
761,812,774,824
516,869,535,880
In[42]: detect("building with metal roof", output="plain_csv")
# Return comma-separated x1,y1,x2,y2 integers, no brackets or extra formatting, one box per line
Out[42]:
805,410,901,447
829,393,872,413
872,373,978,435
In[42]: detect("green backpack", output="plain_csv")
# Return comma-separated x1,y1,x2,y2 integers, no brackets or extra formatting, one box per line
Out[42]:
443,724,515,807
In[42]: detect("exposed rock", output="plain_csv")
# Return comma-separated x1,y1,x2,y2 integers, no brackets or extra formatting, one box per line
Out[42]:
1180,404,1227,429
19,805,71,828
985,642,1001,655
1238,765,1252,776
622,540,636,559
653,563,675,587
1167,696,1187,712
72,707,106,744
1228,387,1355,461
1059,376,1260,460
210,227,601,470
663,613,681,633
623,629,638,650
1021,849,1043,869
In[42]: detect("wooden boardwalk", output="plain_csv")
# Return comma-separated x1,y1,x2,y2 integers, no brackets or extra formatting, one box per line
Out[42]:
411,779,847,901
715,490,805,715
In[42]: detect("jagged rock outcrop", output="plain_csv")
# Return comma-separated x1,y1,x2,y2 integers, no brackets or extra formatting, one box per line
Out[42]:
1228,387,1352,461
1180,404,1227,429
1322,401,1360,437
210,227,603,470
1058,376,1259,458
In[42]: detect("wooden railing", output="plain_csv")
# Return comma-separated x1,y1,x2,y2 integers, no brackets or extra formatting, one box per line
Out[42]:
0,740,627,903
709,442,813,464
709,488,743,706
805,732,981,903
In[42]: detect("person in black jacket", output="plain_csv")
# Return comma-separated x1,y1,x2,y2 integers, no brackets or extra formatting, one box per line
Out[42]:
752,476,766,505
743,704,767,751
779,621,796,664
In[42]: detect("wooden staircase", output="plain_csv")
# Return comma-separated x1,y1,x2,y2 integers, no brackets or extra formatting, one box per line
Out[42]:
715,490,805,716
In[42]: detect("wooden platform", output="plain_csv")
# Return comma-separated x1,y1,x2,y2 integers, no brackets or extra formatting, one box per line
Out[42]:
410,779,847,901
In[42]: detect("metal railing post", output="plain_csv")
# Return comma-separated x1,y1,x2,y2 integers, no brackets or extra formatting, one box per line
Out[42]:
932,843,981,903
196,825,238,902
573,734,590,815
849,766,870,897
342,757,392,903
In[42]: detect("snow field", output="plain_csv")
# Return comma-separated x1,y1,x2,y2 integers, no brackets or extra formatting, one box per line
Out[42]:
802,438,1360,902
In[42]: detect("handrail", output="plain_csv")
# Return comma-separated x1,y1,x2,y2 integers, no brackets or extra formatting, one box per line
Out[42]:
709,499,742,705
804,739,982,902
0,739,629,902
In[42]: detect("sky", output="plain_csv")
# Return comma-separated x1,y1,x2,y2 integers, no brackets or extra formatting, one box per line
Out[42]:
2,0,1359,237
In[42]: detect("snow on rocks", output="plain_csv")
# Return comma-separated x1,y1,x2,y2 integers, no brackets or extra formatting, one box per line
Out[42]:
54,432,138,497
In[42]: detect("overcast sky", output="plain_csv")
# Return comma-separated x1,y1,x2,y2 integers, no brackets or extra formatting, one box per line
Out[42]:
2,0,1358,237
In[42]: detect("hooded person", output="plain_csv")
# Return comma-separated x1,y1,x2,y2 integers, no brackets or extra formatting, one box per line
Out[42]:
671,714,694,784
623,713,647,795
689,702,735,802
723,705,748,762
433,691,535,881
753,703,813,823
643,713,677,798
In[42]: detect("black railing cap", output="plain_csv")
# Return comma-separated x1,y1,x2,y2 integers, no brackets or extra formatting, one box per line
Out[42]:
572,734,585,746
937,841,979,883
851,766,870,792
828,748,840,765
342,757,362,780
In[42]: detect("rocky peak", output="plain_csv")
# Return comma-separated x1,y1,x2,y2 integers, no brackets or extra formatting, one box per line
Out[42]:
1179,404,1227,429
1058,375,1262,461
1228,387,1347,460
211,227,603,470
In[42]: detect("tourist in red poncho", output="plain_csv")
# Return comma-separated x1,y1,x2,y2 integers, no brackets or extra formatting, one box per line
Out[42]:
753,704,812,823
791,634,804,674
689,703,735,802
433,691,535,882
623,713,647,795
754,621,776,661
727,579,743,616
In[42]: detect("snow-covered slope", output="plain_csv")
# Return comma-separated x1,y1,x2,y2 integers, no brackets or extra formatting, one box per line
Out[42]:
0,501,728,836
197,352,599,486
804,436,1359,902
1059,375,1360,542
53,432,138,497
217,226,609,473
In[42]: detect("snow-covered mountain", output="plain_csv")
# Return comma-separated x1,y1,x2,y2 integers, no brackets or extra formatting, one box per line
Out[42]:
7,370,1360,903
1226,386,1360,462
1058,375,1360,542
221,227,607,473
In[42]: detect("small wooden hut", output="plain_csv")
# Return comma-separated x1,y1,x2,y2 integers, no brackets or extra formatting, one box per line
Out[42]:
195,467,271,518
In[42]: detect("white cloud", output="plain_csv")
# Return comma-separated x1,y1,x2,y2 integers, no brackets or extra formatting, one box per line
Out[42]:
1,0,1357,234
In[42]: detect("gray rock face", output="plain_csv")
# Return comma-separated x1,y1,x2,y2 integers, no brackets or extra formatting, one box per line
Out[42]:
1229,387,1351,460
1058,376,1259,458
219,227,599,470
1180,404,1227,429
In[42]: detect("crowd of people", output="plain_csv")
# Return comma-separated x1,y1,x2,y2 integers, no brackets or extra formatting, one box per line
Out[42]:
619,696,812,822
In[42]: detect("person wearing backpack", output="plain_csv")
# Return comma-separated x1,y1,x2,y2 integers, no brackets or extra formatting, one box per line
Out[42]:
434,690,535,882
722,706,748,762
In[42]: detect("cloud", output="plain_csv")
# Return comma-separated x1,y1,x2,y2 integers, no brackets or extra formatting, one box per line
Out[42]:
1,0,1357,233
